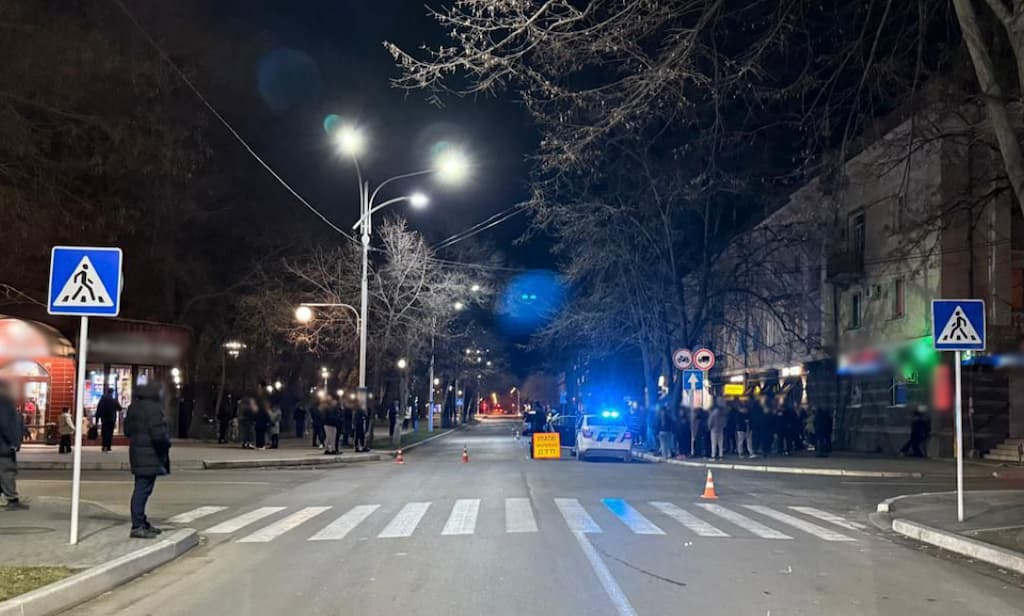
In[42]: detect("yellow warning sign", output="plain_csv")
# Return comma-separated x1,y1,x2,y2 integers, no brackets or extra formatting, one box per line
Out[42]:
723,383,745,396
532,432,561,459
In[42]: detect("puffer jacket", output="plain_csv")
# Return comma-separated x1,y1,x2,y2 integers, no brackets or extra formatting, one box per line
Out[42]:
124,384,171,476
0,393,23,457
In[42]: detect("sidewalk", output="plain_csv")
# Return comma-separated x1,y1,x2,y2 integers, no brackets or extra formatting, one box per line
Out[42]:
0,496,196,615
875,490,1024,575
18,436,381,471
637,449,1005,478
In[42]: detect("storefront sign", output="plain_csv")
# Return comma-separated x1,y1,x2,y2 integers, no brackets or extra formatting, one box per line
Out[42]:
532,432,561,459
723,383,745,396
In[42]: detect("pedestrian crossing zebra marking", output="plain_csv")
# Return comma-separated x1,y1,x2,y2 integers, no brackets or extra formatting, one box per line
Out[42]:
789,506,867,531
238,507,332,543
696,503,793,539
504,497,538,533
309,505,381,541
442,499,481,535
167,506,228,524
649,501,729,537
743,505,854,542
378,502,431,538
602,498,665,535
205,506,286,534
554,498,601,534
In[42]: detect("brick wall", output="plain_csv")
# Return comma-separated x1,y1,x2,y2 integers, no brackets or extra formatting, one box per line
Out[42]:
38,356,75,423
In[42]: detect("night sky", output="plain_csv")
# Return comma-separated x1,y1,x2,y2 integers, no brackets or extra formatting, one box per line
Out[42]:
205,0,543,267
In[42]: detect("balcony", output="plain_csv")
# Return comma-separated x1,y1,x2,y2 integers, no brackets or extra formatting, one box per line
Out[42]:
826,248,864,283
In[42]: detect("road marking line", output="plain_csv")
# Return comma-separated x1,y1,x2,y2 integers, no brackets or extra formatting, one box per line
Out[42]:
442,499,481,535
205,506,286,534
554,498,601,533
238,507,332,543
696,504,792,539
789,506,867,531
378,502,431,538
601,499,665,535
167,506,228,524
308,505,380,541
743,505,855,541
649,501,729,537
505,497,538,533
571,530,638,616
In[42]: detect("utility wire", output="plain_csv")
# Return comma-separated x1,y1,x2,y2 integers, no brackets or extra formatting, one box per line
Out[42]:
109,0,358,244
432,205,526,249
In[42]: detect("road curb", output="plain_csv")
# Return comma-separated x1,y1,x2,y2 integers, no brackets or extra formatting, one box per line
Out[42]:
0,528,198,616
202,453,380,469
890,518,1024,575
19,461,204,472
638,452,923,478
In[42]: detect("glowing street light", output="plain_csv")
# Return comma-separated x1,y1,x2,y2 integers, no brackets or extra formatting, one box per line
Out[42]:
409,192,429,209
471,283,481,292
453,301,465,311
295,305,314,324
336,125,365,156
436,148,470,184
274,380,283,391
397,358,408,370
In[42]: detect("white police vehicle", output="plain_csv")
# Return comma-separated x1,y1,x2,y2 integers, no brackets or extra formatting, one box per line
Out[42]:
573,410,632,462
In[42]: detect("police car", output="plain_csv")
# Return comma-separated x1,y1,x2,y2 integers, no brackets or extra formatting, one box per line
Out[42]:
573,410,633,462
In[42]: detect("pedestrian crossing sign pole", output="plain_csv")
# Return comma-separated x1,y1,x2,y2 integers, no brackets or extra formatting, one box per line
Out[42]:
932,299,985,523
48,246,123,545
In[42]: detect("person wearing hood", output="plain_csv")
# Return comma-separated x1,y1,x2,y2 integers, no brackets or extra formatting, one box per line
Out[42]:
709,403,727,460
0,380,27,510
124,384,170,538
238,397,256,449
268,403,282,449
58,407,75,454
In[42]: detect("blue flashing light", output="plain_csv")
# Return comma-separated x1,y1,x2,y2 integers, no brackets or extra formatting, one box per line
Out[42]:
601,410,620,419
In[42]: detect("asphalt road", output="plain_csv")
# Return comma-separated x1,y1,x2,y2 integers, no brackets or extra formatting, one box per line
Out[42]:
43,420,1024,616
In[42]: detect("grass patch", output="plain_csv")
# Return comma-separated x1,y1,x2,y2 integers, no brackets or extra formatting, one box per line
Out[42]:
0,566,74,602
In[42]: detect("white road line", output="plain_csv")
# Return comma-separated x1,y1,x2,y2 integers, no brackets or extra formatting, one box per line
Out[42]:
378,502,431,538
744,505,855,541
696,503,792,539
649,501,729,537
238,507,332,543
789,506,867,531
167,506,228,524
308,505,380,541
505,497,538,533
571,530,638,616
205,506,287,534
601,499,665,535
442,499,481,536
554,498,602,533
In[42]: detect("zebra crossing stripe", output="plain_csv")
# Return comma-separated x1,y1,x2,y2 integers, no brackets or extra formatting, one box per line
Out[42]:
649,501,729,537
601,499,665,535
743,505,855,542
308,505,381,541
238,507,332,543
167,506,228,524
505,497,538,533
788,506,866,531
205,507,286,534
378,502,431,538
696,503,792,539
554,498,601,533
442,499,481,535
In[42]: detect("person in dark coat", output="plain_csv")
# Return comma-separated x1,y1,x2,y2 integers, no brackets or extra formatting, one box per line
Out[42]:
693,408,710,458
124,384,170,538
95,388,121,452
674,407,691,458
309,401,325,448
217,396,235,444
388,400,399,439
0,381,26,510
340,402,353,447
322,399,341,455
899,408,930,457
239,398,256,449
254,398,271,450
293,403,307,440
813,407,833,457
353,405,368,452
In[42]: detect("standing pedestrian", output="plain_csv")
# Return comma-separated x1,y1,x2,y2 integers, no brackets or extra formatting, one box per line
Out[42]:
268,403,282,449
725,402,739,455
709,404,727,460
0,381,27,510
254,399,271,450
353,403,368,452
124,384,170,538
813,407,833,457
293,403,307,440
782,404,800,454
239,397,256,449
899,408,930,457
95,388,121,452
58,407,75,454
322,399,340,455
736,406,754,458
388,400,399,439
747,396,766,456
674,407,691,459
693,408,710,458
657,405,675,459
217,396,235,444
340,402,353,447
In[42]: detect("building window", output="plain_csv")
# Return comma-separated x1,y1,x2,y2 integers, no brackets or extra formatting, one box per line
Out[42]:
892,376,908,407
849,292,863,329
892,194,905,232
850,212,866,260
892,278,905,318
1013,268,1024,311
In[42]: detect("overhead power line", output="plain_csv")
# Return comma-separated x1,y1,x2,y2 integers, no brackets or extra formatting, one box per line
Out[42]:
110,0,358,244
432,205,526,250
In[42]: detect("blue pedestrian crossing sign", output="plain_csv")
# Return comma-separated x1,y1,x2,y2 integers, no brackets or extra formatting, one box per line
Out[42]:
48,246,123,317
682,369,704,390
932,299,985,351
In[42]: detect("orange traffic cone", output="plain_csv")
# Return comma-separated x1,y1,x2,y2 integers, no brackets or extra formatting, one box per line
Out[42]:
700,469,718,500
395,448,404,464
461,446,469,463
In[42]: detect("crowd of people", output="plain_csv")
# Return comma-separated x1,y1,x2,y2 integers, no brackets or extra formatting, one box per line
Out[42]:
649,397,835,460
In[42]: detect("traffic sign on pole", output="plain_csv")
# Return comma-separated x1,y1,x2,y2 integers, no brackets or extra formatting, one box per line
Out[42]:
48,246,124,545
693,348,716,371
682,370,704,391
931,299,985,523
672,348,692,371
